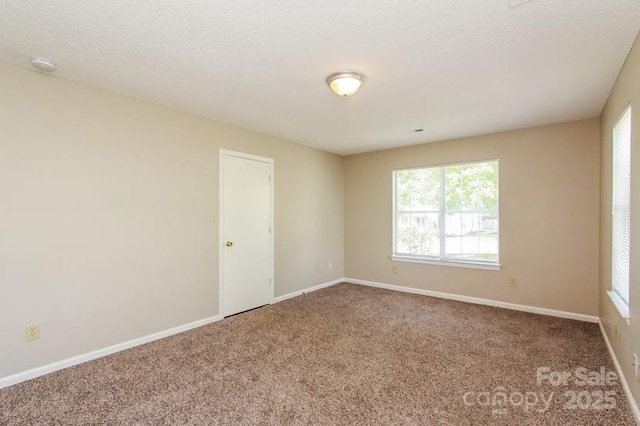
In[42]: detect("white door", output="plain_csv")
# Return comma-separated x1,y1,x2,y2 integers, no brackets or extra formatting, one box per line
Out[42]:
219,150,273,317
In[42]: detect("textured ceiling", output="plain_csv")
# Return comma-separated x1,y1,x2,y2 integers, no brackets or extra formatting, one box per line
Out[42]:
1,1,639,155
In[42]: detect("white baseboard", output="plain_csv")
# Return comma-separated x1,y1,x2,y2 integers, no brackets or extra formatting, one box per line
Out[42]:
2,278,343,389
0,279,601,391
0,314,222,390
346,278,599,323
598,321,640,424
271,278,343,304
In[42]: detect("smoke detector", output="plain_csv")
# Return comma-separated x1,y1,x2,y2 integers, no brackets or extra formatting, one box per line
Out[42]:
31,57,56,73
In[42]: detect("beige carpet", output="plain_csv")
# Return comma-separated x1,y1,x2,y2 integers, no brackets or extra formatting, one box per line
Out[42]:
0,283,635,425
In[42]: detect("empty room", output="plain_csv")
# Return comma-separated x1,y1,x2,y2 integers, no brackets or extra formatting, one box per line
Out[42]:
2,1,640,424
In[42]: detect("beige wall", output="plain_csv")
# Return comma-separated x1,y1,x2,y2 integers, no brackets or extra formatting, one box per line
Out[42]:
0,62,344,378
344,119,600,315
600,33,640,409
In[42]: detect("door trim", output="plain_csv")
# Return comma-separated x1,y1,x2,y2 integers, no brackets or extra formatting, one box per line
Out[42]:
218,149,274,317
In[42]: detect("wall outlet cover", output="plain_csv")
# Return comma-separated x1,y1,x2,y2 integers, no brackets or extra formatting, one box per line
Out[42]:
25,324,40,342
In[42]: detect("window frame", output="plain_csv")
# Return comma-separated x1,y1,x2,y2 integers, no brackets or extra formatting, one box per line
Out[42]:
392,159,500,271
608,104,632,320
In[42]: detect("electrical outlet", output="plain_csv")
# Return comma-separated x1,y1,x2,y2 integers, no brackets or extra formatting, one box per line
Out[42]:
633,354,639,377
509,278,518,288
615,319,620,336
25,324,40,342
392,265,399,274
328,261,333,270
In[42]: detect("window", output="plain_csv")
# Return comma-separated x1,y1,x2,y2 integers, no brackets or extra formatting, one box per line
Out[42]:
393,160,499,268
610,106,631,318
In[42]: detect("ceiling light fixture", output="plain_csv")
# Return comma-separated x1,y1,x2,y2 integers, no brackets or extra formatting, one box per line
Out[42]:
31,57,56,73
326,71,365,97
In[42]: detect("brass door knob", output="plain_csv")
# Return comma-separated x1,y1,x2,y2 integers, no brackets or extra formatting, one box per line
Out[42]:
225,241,233,247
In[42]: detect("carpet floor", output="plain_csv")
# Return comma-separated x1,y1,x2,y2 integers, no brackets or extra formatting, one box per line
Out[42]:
0,283,635,425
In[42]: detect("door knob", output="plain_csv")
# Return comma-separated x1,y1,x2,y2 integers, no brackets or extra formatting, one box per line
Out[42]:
225,241,233,247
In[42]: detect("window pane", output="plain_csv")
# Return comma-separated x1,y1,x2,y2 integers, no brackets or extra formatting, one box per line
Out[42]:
393,160,499,265
612,106,631,307
395,168,440,211
445,161,498,211
396,212,439,256
445,212,498,262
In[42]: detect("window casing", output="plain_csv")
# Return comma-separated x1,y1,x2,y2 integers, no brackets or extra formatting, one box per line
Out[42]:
610,106,631,318
393,160,499,268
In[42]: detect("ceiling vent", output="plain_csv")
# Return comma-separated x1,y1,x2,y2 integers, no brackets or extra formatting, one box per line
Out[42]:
509,0,535,8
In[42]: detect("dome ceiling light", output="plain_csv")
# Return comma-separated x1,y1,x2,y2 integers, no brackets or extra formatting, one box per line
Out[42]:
326,71,365,97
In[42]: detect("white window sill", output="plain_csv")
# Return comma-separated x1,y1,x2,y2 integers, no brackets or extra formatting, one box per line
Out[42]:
391,255,501,271
607,291,630,323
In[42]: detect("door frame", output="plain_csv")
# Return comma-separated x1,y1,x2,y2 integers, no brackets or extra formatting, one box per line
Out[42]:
218,149,274,317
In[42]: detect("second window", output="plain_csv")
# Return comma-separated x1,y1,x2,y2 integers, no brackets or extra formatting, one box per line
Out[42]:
393,160,499,265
